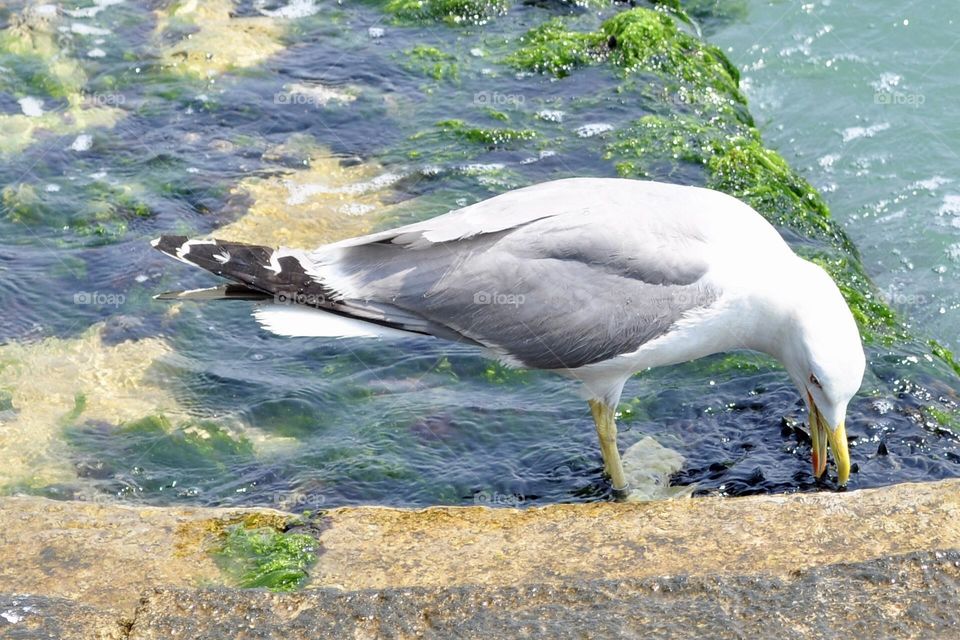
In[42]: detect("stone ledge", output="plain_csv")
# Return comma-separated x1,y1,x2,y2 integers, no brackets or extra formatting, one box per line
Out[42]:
128,550,960,639
0,479,958,638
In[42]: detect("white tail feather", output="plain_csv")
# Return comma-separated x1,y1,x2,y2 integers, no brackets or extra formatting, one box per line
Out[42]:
252,306,411,339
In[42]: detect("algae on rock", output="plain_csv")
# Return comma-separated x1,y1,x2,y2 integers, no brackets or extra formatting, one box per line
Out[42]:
0,5,123,154
384,0,509,26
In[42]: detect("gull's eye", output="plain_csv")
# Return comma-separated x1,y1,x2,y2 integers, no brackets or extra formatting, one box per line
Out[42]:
809,374,822,388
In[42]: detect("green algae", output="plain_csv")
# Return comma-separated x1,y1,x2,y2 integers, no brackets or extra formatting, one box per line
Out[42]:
401,44,460,81
65,415,256,493
602,8,740,98
484,360,530,385
705,138,846,248
213,524,318,592
506,18,605,78
508,7,742,104
385,0,509,25
1,180,152,241
924,405,960,432
929,340,960,379
0,389,14,413
436,119,537,148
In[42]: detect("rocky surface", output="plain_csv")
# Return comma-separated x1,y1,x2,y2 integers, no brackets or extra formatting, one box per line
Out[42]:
0,480,958,638
127,551,960,639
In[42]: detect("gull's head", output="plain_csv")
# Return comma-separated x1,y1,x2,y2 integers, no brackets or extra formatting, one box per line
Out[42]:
777,258,866,486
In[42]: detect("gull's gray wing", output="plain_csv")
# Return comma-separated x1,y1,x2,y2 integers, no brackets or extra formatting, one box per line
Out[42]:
309,180,721,369
154,179,731,369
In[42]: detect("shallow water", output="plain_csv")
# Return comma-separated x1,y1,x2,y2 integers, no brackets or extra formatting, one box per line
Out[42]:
0,0,958,510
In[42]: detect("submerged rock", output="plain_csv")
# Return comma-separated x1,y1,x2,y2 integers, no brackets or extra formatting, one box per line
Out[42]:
0,323,180,489
214,136,400,247
153,0,286,77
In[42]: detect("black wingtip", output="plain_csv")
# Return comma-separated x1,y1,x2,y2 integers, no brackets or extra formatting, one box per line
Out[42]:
151,235,189,256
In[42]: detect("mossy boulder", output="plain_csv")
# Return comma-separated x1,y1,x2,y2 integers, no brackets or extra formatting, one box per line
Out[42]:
436,119,537,148
384,0,509,25
506,17,606,78
401,44,461,81
509,7,742,102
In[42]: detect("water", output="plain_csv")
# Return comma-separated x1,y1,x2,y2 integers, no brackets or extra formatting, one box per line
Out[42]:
713,1,960,350
0,0,958,510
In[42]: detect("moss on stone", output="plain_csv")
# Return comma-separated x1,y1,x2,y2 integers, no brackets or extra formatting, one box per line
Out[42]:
602,8,740,99
929,340,960,378
436,119,537,148
213,524,318,592
401,44,460,81
924,405,960,432
508,8,742,104
1,180,151,241
385,0,508,25
507,18,604,78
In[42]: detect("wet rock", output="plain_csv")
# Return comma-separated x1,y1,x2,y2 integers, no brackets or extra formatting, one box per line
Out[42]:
2,480,960,637
129,551,960,639
0,594,124,640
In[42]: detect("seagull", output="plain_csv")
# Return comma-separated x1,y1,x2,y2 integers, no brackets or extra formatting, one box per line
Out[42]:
153,178,865,495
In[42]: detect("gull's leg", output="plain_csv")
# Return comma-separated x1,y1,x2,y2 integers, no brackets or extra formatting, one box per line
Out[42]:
588,399,629,495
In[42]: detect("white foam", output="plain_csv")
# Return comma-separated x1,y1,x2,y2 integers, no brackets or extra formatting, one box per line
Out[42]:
285,172,401,205
70,22,111,36
70,134,93,152
18,97,44,117
818,153,840,170
576,123,614,138
536,110,564,123
64,0,124,18
259,0,319,19
938,194,960,217
909,176,950,191
871,72,902,92
621,436,693,502
841,122,890,143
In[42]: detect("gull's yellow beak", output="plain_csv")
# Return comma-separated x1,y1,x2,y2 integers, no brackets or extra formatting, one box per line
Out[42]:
808,393,850,487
